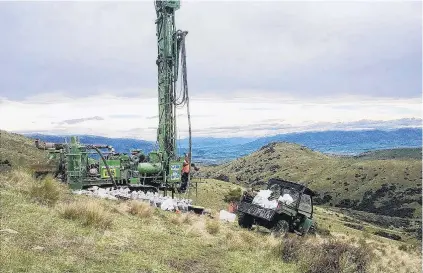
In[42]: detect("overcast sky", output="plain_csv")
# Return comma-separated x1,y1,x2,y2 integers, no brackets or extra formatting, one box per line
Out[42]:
0,0,421,140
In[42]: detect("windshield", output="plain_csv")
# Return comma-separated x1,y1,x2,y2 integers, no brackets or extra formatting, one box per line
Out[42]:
298,194,312,214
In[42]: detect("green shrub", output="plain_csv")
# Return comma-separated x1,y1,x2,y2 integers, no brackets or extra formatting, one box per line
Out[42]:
223,187,242,203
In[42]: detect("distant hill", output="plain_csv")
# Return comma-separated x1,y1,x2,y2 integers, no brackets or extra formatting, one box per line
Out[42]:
355,148,422,160
200,142,422,219
24,128,422,164
239,128,422,156
178,137,256,148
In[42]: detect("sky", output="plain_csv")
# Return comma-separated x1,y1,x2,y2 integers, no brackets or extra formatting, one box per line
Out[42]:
0,0,422,140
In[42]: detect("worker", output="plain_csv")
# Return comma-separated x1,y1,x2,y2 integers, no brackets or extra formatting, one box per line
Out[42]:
179,153,190,192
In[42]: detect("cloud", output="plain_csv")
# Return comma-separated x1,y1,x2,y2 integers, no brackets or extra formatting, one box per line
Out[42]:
195,118,423,137
108,114,143,119
56,116,104,125
0,94,421,140
0,1,421,100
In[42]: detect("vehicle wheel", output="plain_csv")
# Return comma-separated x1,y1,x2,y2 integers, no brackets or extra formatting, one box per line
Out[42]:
271,220,289,237
307,222,317,236
238,212,253,229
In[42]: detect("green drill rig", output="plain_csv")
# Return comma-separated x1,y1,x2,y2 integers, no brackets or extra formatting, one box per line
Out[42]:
138,0,191,194
33,0,193,196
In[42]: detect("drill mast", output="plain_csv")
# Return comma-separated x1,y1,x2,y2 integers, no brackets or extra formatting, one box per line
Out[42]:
154,0,190,187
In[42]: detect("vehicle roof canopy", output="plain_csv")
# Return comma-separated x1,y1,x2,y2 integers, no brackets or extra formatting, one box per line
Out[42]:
267,178,316,196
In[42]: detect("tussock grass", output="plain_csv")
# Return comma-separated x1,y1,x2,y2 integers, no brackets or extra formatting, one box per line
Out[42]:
272,235,373,273
316,223,331,236
0,168,33,190
58,200,113,229
224,230,247,250
182,213,194,224
168,212,194,226
205,219,220,235
127,200,153,218
30,175,67,206
0,170,68,206
223,229,270,251
239,230,257,245
169,214,183,225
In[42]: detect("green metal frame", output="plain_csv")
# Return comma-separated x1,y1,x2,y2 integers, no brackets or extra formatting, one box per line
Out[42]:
154,0,180,181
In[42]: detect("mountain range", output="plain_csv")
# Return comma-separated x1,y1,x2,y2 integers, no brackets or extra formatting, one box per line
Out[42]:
25,127,422,165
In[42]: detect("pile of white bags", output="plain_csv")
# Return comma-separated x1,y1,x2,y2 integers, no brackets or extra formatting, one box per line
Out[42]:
252,189,295,209
252,190,278,209
72,186,193,212
278,193,294,205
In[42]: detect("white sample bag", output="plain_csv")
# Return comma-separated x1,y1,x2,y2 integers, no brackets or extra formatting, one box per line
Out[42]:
278,194,294,205
219,210,236,222
252,190,278,209
160,198,175,211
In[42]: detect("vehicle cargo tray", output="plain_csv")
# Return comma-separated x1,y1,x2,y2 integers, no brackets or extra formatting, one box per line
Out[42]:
237,202,275,221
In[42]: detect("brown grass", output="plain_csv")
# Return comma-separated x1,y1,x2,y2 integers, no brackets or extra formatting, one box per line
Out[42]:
0,168,33,190
272,235,373,273
169,214,183,225
168,212,195,226
205,219,220,235
58,200,113,229
29,175,67,206
127,200,153,218
0,170,68,206
182,213,194,224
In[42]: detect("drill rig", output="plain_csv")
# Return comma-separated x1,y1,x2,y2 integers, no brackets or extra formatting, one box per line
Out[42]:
138,0,192,194
33,0,193,196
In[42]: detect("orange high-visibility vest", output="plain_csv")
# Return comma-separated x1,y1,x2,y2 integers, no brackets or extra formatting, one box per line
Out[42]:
182,159,190,173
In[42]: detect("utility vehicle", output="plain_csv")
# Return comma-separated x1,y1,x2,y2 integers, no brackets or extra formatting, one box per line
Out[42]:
237,178,315,236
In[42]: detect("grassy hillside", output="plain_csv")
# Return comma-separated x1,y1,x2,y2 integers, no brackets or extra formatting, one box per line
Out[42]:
200,142,422,219
0,171,297,273
0,130,47,167
355,148,422,160
0,131,421,272
1,170,422,273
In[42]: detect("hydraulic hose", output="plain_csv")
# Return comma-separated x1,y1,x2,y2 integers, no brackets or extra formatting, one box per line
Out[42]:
174,29,192,194
87,145,117,188
182,33,192,193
